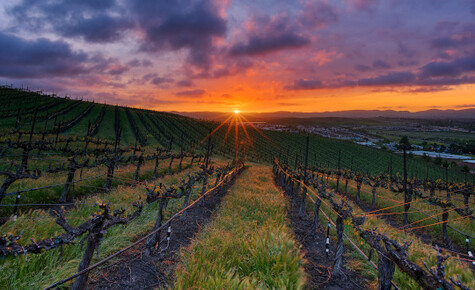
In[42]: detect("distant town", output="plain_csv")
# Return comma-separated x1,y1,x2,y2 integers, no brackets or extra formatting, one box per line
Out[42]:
253,119,475,170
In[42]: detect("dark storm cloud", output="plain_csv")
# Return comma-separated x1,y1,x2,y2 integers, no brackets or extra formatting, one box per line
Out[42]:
416,76,475,86
0,32,88,78
130,0,226,69
0,32,129,79
358,72,416,86
9,0,131,43
230,33,310,56
419,57,475,78
285,79,323,90
230,14,310,56
430,33,475,49
59,15,132,43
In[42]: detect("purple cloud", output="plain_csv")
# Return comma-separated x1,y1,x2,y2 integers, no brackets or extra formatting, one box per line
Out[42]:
0,32,90,78
175,89,206,97
358,72,416,86
9,0,131,43
299,2,339,28
397,41,416,58
373,60,391,69
285,79,323,90
126,59,153,68
131,0,226,69
230,33,310,56
176,79,194,87
419,56,475,78
230,15,310,56
151,77,174,86
355,64,371,72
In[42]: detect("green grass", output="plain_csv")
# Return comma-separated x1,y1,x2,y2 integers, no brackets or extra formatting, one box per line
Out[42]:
95,107,116,140
174,164,307,289
62,104,102,137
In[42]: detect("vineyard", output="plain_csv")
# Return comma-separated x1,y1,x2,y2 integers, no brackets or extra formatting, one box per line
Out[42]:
272,136,474,289
0,86,473,289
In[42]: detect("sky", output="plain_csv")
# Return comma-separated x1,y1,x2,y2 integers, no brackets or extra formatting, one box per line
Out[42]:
0,0,474,113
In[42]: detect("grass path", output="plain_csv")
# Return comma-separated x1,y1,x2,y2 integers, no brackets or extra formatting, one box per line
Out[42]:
174,164,307,289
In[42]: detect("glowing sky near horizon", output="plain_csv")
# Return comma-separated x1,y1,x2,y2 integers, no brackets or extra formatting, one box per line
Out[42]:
0,0,474,113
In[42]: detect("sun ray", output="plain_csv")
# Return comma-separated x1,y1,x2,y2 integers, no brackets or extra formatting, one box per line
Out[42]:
237,114,254,148
239,114,284,153
195,114,233,148
234,114,239,161
221,119,234,148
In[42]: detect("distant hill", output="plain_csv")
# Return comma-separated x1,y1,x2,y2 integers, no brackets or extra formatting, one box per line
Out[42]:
174,109,475,121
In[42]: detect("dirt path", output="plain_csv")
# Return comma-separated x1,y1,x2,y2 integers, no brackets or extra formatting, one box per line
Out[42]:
275,177,371,289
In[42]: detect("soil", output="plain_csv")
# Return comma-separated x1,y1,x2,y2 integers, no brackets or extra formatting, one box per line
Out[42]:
277,180,371,289
88,174,237,289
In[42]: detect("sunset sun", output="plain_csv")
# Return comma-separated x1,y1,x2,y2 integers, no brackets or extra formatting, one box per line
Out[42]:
234,110,240,114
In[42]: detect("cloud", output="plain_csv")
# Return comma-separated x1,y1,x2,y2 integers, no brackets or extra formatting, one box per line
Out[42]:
131,0,227,69
59,15,132,43
406,86,451,93
9,0,132,43
415,76,475,86
176,79,194,87
151,77,174,86
285,79,323,90
346,0,379,10
277,102,299,106
107,65,129,76
230,14,310,56
355,64,371,72
358,71,416,86
299,2,338,28
175,89,206,97
430,32,474,49
454,104,475,108
212,68,230,78
126,58,153,67
311,50,343,66
419,56,475,78
373,60,390,69
397,41,416,58
0,31,89,78
220,94,233,99
230,33,310,56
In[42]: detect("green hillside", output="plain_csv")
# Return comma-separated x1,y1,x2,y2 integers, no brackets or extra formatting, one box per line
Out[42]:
0,86,468,183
